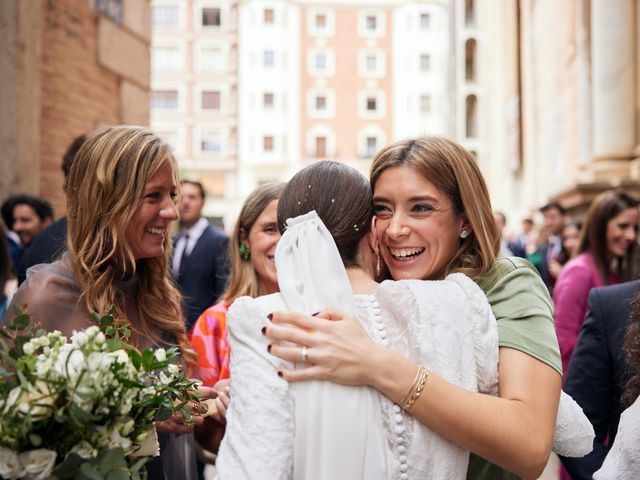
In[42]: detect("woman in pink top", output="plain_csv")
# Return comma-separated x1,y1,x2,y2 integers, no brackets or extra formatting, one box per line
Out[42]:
554,191,639,374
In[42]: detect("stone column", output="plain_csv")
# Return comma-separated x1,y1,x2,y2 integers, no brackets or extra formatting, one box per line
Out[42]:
591,0,636,162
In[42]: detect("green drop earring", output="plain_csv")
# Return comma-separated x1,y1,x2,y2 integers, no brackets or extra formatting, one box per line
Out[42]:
239,242,251,261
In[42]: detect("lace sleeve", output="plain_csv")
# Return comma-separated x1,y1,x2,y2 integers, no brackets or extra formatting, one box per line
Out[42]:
593,396,640,479
214,295,294,480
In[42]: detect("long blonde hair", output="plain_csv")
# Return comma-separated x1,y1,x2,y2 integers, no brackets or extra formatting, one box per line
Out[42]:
370,136,499,279
222,182,284,303
65,125,193,362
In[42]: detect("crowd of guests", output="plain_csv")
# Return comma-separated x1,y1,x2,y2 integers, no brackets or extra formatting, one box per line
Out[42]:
2,126,640,480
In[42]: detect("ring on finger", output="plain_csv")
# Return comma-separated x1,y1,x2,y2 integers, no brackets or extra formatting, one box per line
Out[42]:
300,346,308,363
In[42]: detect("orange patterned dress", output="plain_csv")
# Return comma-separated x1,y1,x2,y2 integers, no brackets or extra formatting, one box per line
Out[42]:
190,302,231,387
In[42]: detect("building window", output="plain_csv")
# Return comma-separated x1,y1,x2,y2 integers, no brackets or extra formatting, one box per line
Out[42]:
420,95,431,113
419,13,430,30
366,15,377,31
465,0,475,26
264,50,275,67
263,135,274,152
308,9,335,36
152,5,178,27
201,132,222,152
365,136,377,157
465,39,477,81
263,92,274,109
358,91,385,118
308,49,334,76
151,90,178,110
264,8,274,24
95,0,123,24
315,136,327,158
358,50,385,78
315,53,327,71
199,47,223,71
420,53,430,72
359,11,384,37
315,95,327,111
466,94,477,138
202,91,221,110
202,7,221,27
366,97,377,112
152,46,180,71
366,55,377,72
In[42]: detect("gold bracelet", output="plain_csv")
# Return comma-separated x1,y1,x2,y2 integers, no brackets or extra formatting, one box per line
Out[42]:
402,367,429,411
399,365,422,406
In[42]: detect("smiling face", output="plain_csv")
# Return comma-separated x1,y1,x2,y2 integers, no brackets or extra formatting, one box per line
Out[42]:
246,199,280,294
125,159,179,260
12,204,51,247
372,165,467,281
606,207,639,258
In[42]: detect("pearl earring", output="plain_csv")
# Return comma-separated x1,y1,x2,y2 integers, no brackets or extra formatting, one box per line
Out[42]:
460,230,469,239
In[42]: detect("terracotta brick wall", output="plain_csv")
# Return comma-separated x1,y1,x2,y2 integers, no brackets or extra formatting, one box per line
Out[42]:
4,0,151,217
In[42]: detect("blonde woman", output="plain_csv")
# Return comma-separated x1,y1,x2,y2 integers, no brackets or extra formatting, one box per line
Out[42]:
3,125,213,480
190,182,283,450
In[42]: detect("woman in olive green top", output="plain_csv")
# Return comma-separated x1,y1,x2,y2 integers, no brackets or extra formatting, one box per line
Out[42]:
265,137,562,479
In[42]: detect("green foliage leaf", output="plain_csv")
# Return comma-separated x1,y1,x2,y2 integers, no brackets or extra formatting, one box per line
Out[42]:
52,453,85,479
78,462,105,480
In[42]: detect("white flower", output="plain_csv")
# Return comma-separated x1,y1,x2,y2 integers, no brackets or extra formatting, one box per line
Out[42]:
3,387,22,413
154,348,166,362
70,441,94,460
19,449,56,480
94,426,132,451
131,428,160,458
159,371,173,385
23,341,35,355
0,448,23,479
16,382,57,420
167,364,179,375
35,355,53,378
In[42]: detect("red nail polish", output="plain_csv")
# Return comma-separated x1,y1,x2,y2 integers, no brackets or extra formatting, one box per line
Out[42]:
261,326,266,335
277,371,283,377
267,344,272,353
267,313,273,321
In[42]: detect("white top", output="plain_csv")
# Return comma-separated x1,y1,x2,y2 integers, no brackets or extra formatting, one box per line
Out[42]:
593,395,640,480
216,275,498,480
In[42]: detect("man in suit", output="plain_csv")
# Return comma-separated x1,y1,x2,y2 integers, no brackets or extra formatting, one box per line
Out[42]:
173,181,229,331
559,279,639,479
536,202,567,292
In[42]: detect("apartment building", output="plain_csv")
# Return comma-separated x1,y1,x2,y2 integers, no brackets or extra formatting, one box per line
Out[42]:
150,0,239,227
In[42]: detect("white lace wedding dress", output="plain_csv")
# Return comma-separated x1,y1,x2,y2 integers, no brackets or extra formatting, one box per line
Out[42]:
593,395,640,479
214,211,593,480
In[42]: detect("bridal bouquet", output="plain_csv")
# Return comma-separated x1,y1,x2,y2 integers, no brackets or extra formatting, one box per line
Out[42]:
0,307,203,480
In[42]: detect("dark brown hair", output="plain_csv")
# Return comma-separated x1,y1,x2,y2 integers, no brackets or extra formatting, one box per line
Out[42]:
277,161,372,267
622,288,640,407
577,191,638,284
370,137,499,279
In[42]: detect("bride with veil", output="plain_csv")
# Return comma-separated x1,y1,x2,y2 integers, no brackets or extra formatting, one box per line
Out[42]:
215,161,593,479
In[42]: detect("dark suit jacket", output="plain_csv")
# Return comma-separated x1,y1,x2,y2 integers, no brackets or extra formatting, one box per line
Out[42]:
559,279,640,479
17,217,68,285
174,224,229,331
